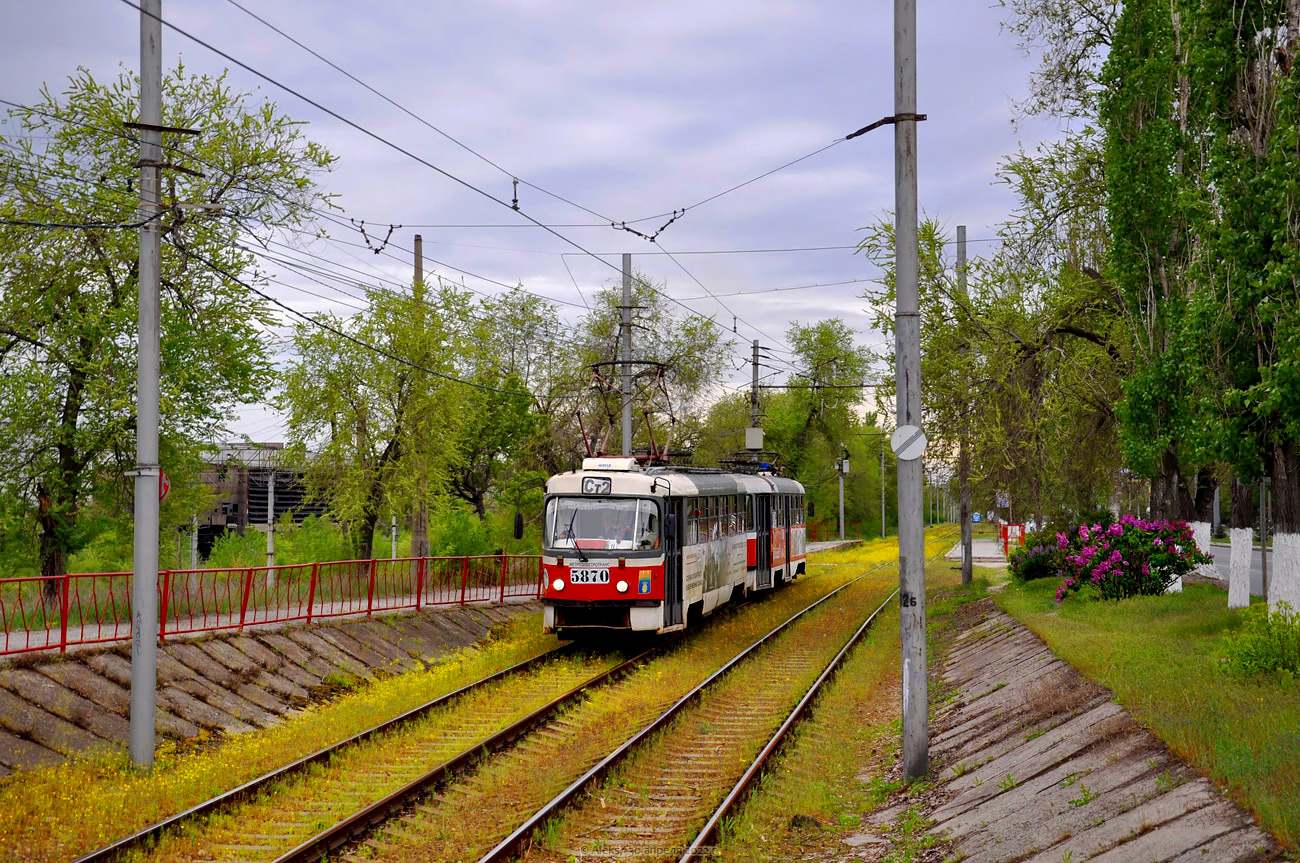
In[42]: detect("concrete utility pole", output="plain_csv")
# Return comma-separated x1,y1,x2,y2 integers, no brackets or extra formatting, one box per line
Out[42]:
130,0,162,770
881,436,886,538
957,226,973,585
751,340,761,428
621,253,633,457
266,470,276,569
838,451,847,542
894,0,928,782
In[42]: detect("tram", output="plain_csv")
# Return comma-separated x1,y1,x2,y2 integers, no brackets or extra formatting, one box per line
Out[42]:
539,457,806,634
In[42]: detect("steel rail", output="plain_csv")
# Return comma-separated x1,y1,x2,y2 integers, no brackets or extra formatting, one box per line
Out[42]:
678,587,899,862
274,644,660,863
74,642,581,863
476,571,872,863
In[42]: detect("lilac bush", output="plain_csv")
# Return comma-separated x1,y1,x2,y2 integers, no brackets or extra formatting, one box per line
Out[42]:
1008,529,1066,581
1054,515,1212,602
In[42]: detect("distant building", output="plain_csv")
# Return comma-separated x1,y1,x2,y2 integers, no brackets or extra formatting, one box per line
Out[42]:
196,443,327,557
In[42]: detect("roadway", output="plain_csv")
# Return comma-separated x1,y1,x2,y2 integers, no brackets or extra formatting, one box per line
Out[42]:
1204,543,1270,597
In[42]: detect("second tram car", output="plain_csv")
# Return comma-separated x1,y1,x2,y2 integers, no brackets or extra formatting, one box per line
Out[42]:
540,457,806,634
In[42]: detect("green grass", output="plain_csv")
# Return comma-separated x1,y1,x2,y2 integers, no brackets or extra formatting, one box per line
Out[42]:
711,534,979,862
994,579,1300,850
0,612,563,863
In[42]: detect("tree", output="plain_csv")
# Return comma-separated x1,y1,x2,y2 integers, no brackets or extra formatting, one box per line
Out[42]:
1100,0,1220,525
570,273,733,461
1180,0,1300,604
279,282,463,559
1001,0,1121,120
0,65,334,598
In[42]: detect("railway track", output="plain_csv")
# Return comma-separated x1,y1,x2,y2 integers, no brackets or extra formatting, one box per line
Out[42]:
484,576,898,863
75,643,633,863
336,559,909,863
79,545,922,863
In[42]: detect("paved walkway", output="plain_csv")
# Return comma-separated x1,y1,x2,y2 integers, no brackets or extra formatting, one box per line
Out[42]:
944,538,1009,568
918,599,1278,861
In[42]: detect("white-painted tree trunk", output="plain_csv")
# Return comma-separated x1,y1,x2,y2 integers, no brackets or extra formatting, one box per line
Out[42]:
1228,527,1253,608
1271,532,1300,613
1182,519,1218,588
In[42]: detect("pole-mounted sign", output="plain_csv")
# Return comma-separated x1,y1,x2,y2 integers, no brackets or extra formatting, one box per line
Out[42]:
891,425,927,462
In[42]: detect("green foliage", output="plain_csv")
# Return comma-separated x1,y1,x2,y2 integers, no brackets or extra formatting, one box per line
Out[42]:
1054,516,1213,602
1222,602,1300,679
205,528,267,569
427,502,495,557
1008,529,1065,581
274,515,352,566
0,64,333,586
279,280,468,559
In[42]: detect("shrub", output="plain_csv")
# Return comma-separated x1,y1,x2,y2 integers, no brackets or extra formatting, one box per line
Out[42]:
276,515,352,565
205,528,266,568
1222,602,1300,678
1008,529,1065,581
1054,515,1213,602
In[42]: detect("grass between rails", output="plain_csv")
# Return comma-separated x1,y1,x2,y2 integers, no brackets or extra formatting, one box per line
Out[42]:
529,571,905,861
132,653,617,863
0,612,562,863
712,549,987,863
347,537,940,863
994,578,1300,850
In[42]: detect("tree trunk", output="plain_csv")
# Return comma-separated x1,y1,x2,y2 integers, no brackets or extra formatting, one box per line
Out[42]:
1228,477,1253,608
37,485,69,609
350,510,378,561
959,438,972,587
411,501,430,557
1271,439,1299,612
1187,471,1218,583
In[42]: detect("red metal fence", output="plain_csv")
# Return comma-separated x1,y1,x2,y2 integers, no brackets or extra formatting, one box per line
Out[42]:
0,554,543,657
806,522,862,542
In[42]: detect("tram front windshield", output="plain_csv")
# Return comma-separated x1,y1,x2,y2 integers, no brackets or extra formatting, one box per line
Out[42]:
545,497,659,551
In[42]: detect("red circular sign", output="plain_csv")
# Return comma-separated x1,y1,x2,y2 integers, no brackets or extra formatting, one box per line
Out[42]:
159,471,171,502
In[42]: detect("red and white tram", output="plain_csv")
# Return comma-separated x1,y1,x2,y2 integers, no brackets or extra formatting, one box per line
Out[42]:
540,457,807,634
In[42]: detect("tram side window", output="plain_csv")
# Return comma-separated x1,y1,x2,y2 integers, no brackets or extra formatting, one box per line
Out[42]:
745,495,753,531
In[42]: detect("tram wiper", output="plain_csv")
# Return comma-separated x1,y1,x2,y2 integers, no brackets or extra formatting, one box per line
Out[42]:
566,511,588,562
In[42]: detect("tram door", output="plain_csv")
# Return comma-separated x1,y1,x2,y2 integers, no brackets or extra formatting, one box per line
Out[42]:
754,495,773,589
663,498,684,627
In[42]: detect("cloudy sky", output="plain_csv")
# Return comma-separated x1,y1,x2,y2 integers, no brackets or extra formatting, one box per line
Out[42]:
2,1,1059,438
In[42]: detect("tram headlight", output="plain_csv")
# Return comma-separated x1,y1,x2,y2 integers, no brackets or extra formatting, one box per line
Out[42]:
552,578,565,591
616,580,629,593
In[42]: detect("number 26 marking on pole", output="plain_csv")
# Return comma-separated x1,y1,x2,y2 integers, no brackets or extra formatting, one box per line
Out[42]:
900,592,918,608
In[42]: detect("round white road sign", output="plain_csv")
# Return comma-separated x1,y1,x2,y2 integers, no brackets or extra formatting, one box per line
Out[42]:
891,425,927,461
